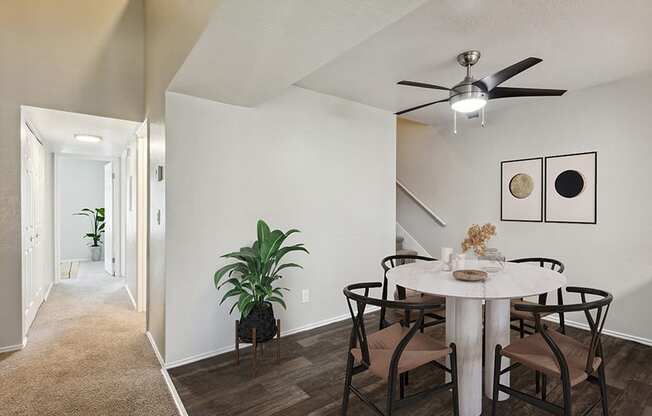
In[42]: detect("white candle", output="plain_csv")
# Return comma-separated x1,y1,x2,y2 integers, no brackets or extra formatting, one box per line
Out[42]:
440,247,453,263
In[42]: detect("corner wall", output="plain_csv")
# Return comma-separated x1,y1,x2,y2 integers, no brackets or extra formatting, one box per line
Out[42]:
164,87,395,364
397,72,652,342
143,0,221,359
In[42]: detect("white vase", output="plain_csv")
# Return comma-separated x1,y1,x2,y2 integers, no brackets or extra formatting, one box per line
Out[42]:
90,246,102,262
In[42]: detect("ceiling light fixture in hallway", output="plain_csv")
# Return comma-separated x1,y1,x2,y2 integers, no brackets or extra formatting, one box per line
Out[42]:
74,134,102,143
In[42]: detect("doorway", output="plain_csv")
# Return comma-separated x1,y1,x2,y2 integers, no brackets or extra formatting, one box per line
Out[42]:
56,155,116,277
20,105,148,342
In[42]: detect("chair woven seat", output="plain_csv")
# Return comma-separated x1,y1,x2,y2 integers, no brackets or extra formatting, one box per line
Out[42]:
351,323,449,379
502,331,602,387
510,299,552,321
390,290,445,322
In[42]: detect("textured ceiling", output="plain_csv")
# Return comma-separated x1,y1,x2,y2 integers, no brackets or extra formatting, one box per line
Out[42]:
297,0,652,125
169,0,428,106
22,106,141,158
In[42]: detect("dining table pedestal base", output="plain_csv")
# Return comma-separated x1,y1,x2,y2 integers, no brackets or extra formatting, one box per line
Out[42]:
485,298,511,400
446,297,483,416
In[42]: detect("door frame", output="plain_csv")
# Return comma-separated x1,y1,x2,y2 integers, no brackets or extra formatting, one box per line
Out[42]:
136,121,148,313
53,154,120,283
104,162,115,275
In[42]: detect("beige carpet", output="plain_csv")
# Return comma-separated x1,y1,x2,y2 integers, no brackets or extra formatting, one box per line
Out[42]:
0,262,179,416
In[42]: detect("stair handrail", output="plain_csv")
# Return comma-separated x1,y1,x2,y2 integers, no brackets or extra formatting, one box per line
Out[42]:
396,179,446,227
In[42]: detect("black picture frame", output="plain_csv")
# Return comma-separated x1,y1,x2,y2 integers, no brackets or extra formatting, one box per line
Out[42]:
544,151,597,224
500,157,544,222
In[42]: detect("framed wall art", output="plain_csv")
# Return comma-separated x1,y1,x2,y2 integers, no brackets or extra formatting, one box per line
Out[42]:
545,151,597,224
501,157,543,222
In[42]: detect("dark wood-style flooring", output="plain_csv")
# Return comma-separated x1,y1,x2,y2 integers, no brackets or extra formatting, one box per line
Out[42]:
169,313,652,415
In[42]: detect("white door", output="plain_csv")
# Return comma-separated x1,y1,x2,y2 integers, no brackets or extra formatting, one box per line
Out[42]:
104,162,114,274
22,128,45,334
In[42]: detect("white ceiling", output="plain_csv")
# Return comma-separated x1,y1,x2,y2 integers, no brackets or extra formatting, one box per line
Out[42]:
22,106,142,158
169,0,429,106
297,0,652,125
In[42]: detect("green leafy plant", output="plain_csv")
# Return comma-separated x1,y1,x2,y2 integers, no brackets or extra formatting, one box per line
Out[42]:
214,219,309,317
74,208,105,247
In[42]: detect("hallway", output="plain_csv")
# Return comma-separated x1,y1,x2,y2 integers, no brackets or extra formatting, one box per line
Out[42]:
0,262,177,415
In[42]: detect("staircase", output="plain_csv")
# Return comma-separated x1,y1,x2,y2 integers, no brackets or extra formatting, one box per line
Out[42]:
396,235,417,256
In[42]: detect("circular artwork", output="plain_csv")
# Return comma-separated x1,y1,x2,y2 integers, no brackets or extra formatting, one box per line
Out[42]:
509,173,534,199
555,170,584,198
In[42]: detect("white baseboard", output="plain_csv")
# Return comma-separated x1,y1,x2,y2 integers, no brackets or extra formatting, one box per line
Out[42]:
0,337,27,353
544,316,652,347
160,368,188,416
146,331,165,367
44,282,54,301
165,306,380,370
146,332,187,416
124,285,137,311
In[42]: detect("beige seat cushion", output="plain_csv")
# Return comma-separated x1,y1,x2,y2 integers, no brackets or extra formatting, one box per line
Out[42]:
502,331,602,386
351,323,448,379
510,299,552,321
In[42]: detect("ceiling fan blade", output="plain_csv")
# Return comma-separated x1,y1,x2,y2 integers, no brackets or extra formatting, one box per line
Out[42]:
397,80,450,91
474,57,542,91
489,87,567,99
395,98,449,115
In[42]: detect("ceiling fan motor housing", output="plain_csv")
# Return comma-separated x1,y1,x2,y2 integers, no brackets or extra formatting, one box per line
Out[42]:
449,76,488,111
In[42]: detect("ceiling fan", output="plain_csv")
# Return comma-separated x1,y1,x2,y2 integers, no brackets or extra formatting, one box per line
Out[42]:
395,50,566,130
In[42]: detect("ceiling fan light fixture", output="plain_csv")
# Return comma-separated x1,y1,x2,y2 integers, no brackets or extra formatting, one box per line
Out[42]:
450,92,487,114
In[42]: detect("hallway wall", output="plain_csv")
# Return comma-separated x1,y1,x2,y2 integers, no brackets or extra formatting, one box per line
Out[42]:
0,0,145,349
143,0,222,358
58,159,107,261
164,87,395,365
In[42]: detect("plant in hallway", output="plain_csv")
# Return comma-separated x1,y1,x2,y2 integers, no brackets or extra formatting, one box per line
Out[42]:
214,219,309,342
74,208,105,261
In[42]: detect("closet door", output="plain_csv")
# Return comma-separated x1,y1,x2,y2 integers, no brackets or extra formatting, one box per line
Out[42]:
23,128,45,334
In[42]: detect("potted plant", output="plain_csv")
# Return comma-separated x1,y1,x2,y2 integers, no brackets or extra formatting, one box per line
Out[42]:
74,208,105,261
214,219,308,343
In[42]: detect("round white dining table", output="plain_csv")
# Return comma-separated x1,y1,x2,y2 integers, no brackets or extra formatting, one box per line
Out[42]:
387,259,566,416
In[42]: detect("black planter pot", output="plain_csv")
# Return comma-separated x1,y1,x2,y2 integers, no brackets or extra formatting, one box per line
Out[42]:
238,302,277,343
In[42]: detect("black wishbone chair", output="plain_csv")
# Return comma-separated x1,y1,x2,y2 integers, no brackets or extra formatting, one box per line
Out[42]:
492,287,613,416
342,282,459,416
380,255,446,331
509,258,566,337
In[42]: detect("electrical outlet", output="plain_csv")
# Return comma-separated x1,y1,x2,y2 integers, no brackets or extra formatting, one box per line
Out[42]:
301,289,310,304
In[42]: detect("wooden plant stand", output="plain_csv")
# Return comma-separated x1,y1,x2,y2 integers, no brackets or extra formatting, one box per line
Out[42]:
235,319,281,376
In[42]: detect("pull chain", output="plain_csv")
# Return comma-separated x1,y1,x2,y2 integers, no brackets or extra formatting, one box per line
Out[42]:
481,107,486,127
453,110,457,134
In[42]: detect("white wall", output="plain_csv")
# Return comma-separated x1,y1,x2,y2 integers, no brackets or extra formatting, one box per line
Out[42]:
57,158,106,261
397,72,652,343
164,86,395,364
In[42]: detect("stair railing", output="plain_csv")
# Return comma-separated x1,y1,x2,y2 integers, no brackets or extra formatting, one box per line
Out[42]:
396,180,446,227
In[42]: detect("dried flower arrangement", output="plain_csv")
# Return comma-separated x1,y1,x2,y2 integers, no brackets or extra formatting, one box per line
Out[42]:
461,223,496,256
